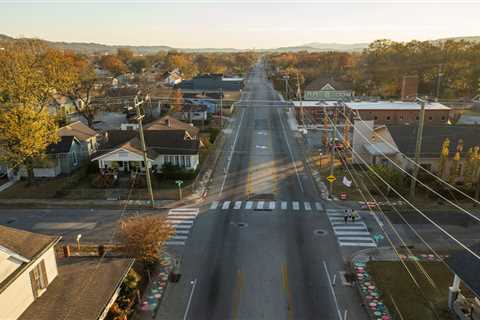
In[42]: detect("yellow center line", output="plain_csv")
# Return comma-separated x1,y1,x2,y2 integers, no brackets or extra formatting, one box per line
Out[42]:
232,270,244,320
282,263,294,320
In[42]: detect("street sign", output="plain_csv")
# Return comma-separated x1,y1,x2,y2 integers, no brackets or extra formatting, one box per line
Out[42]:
175,180,183,187
326,175,336,183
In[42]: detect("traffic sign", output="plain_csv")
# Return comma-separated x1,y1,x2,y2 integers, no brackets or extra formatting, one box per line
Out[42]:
175,180,183,187
326,175,336,183
373,234,385,243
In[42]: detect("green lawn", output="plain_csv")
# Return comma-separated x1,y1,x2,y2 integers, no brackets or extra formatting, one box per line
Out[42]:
367,261,457,320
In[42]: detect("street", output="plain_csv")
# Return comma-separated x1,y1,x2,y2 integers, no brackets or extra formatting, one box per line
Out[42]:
156,63,368,319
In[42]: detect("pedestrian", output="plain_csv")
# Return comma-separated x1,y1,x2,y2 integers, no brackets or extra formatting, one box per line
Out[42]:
344,209,349,223
351,210,358,223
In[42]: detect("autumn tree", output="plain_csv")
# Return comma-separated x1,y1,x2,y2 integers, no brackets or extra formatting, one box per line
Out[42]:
0,40,74,179
165,52,198,78
117,48,135,64
99,55,128,76
115,215,175,266
438,138,450,178
170,89,184,113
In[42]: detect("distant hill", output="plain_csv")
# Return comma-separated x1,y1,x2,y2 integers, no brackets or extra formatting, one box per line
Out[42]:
1,34,480,54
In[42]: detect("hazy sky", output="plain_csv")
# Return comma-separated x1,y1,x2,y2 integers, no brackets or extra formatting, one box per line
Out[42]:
1,1,479,49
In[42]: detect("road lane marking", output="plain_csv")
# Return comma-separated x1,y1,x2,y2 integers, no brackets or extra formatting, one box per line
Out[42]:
304,202,312,211
281,201,288,210
220,108,246,195
245,201,253,209
234,201,242,209
257,201,264,210
171,224,192,229
166,219,194,225
315,202,323,211
334,231,371,236
210,201,219,210
334,225,367,230
338,242,376,247
165,240,185,246
281,263,294,320
338,236,375,241
269,201,275,210
222,201,231,210
277,108,304,192
170,235,188,240
292,202,299,211
323,261,343,320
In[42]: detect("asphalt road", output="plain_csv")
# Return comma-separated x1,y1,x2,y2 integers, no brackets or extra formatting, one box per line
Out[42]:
157,63,368,320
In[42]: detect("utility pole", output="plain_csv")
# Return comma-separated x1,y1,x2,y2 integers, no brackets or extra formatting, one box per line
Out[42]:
409,98,426,200
219,89,223,128
329,109,337,198
134,96,155,208
296,72,304,126
435,64,443,101
283,75,289,100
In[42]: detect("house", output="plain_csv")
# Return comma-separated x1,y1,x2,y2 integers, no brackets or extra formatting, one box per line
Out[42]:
58,121,99,155
16,136,86,178
303,77,353,101
178,73,243,91
0,224,134,320
48,95,79,120
346,101,451,125
92,116,201,172
352,121,480,178
445,243,480,320
162,68,183,86
182,103,208,122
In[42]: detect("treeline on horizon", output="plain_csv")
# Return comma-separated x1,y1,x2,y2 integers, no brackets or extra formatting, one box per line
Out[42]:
267,39,480,100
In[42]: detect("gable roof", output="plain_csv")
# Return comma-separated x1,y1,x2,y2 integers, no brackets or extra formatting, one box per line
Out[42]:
0,225,59,261
58,121,98,141
387,125,480,158
19,257,134,320
305,76,352,91
144,115,199,137
46,136,78,154
446,243,480,298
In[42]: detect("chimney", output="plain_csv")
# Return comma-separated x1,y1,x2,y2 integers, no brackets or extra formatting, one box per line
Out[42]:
401,75,419,102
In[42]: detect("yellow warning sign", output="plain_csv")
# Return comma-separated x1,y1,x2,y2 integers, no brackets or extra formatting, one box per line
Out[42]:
326,175,336,183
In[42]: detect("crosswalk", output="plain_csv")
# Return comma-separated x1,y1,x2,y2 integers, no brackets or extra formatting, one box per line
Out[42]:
166,208,199,246
326,209,377,248
209,200,324,212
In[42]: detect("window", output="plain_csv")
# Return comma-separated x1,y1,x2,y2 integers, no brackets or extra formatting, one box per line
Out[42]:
441,116,446,120
175,156,180,166
141,161,145,168
374,116,378,120
186,156,191,167
428,116,433,121
180,156,185,167
416,116,419,120
386,116,391,121
30,260,48,299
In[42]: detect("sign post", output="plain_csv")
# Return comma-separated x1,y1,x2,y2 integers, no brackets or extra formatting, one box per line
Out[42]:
175,180,184,200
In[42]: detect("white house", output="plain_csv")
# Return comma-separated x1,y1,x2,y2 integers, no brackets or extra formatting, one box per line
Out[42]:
162,68,183,86
92,116,202,172
0,225,135,320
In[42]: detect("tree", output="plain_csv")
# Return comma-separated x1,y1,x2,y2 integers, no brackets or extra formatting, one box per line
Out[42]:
115,215,175,266
0,104,59,179
117,48,135,64
438,138,450,178
99,55,128,76
449,139,464,183
0,40,74,180
170,89,184,113
129,56,147,74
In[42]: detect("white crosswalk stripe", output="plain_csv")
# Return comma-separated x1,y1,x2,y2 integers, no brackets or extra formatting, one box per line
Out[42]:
208,200,329,213
166,208,199,246
222,201,231,210
326,208,377,248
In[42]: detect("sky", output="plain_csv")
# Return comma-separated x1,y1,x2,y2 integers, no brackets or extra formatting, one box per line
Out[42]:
1,1,480,49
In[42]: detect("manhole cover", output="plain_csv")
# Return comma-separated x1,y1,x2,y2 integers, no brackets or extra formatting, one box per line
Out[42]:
314,229,327,236
237,222,248,228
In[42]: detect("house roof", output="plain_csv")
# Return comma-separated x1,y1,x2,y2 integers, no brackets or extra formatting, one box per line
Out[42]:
305,77,352,91
92,129,200,161
0,225,59,261
346,101,450,111
46,136,77,154
58,121,98,141
19,257,134,320
291,100,340,108
144,115,199,137
445,243,480,298
387,125,480,158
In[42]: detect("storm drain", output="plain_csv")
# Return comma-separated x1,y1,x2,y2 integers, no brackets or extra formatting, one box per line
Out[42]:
313,229,327,236
237,222,248,228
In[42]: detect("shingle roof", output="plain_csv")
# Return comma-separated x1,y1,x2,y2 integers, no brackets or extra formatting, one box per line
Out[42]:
19,257,134,320
46,136,76,154
305,76,352,91
0,225,59,261
446,243,480,298
145,116,199,137
58,121,98,141
387,125,480,158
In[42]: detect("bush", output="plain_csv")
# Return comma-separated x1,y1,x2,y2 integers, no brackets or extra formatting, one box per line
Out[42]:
160,163,198,180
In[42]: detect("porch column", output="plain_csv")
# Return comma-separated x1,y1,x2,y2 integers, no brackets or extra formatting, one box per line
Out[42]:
448,274,461,310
